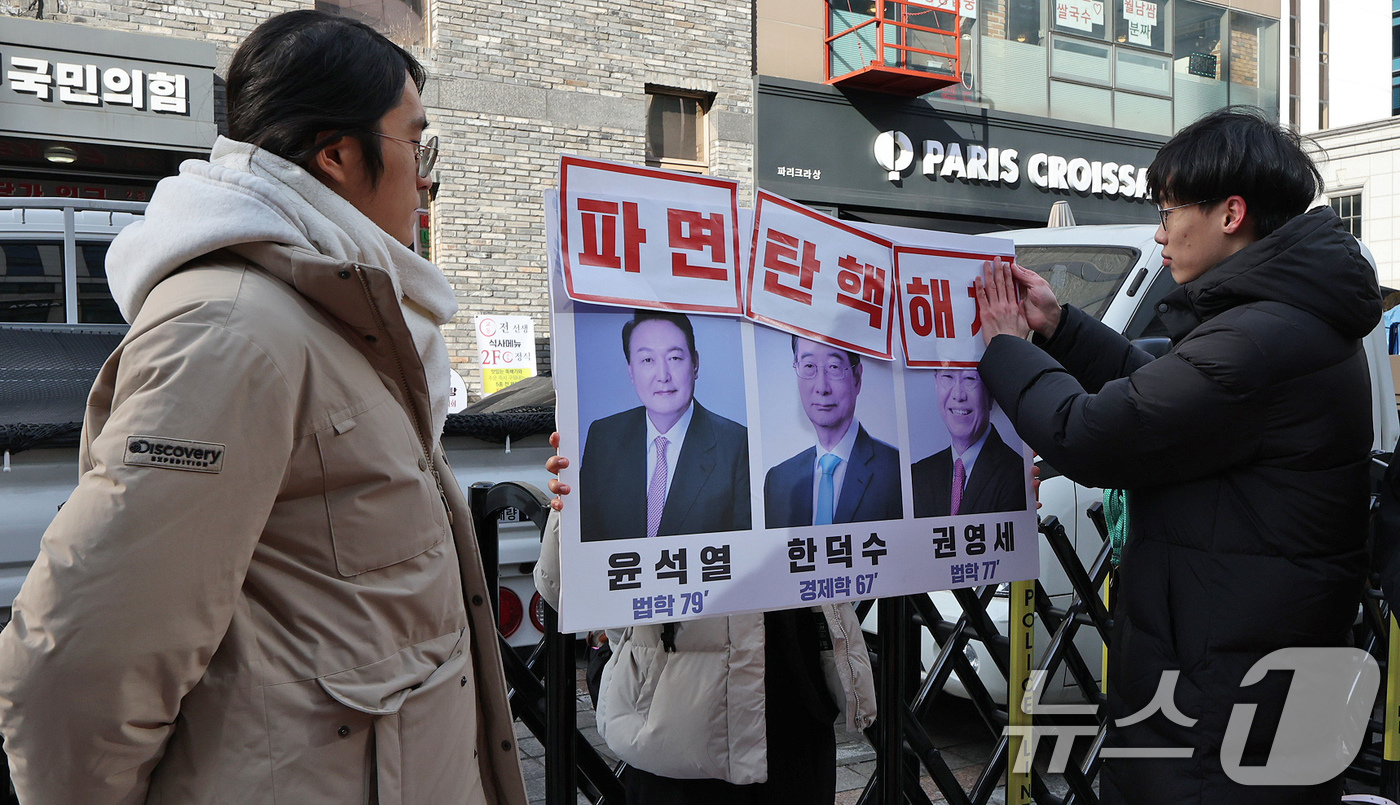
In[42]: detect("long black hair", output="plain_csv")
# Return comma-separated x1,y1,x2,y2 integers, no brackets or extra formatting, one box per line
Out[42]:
225,10,427,187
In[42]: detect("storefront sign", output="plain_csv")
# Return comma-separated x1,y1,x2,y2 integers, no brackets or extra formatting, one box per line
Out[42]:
448,369,469,414
5,57,190,114
0,176,152,201
757,77,1163,228
876,133,1149,198
0,17,215,152
476,315,537,395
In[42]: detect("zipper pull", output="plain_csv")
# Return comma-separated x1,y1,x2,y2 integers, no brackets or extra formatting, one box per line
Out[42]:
441,490,454,525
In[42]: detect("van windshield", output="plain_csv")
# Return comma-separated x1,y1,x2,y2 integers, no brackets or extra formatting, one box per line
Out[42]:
1014,245,1140,320
0,240,122,324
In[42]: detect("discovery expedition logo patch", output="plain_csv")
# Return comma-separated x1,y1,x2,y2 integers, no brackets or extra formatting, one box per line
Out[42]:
125,436,226,474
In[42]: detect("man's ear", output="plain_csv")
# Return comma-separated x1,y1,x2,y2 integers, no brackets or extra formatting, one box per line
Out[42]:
691,350,700,376
852,362,863,391
1221,195,1250,236
309,131,361,189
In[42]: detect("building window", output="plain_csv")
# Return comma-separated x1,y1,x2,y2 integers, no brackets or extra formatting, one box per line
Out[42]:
1329,193,1362,239
976,0,1049,116
645,88,712,173
923,0,1279,134
1172,2,1278,129
1290,0,1300,126
1392,0,1400,115
986,0,1044,45
1052,0,1169,49
1318,0,1328,128
315,0,426,46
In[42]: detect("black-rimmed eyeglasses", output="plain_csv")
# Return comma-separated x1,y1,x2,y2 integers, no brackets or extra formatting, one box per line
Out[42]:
374,133,438,178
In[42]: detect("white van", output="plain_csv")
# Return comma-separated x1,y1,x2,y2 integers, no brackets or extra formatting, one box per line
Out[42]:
0,198,144,613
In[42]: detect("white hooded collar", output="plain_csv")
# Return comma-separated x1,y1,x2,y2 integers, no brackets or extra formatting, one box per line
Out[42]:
105,136,460,441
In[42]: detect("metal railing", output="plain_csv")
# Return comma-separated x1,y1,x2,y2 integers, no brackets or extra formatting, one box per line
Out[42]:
826,0,960,83
486,462,1400,804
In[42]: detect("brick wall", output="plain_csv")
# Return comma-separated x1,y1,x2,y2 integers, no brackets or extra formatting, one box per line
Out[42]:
983,0,1007,40
19,0,754,397
1229,14,1260,88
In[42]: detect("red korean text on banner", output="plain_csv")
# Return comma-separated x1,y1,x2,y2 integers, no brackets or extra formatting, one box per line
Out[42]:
560,155,742,314
745,191,895,360
897,243,1014,368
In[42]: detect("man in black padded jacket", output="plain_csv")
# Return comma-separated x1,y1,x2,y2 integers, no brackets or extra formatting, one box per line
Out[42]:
974,108,1381,805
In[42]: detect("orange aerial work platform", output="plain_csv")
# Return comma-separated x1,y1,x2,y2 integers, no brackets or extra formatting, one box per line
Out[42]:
826,0,962,97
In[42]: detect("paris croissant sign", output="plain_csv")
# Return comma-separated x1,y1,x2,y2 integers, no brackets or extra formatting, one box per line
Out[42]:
874,130,1150,200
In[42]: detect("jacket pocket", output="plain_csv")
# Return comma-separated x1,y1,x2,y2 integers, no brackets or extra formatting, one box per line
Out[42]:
318,630,482,805
315,397,447,576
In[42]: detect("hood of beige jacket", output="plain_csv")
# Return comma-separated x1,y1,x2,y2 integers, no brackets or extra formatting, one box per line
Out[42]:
106,136,459,441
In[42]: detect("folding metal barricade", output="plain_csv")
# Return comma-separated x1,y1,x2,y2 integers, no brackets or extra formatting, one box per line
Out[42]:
480,453,1400,805
851,510,1114,805
470,481,626,805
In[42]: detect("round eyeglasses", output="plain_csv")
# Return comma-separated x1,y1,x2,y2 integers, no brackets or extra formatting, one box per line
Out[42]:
1157,197,1222,229
374,133,438,178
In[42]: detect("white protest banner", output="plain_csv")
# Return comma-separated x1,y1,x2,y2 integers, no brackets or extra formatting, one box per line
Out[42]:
560,155,742,315
1056,0,1102,31
896,237,1015,368
746,191,896,360
547,188,1039,633
476,315,537,394
958,0,977,19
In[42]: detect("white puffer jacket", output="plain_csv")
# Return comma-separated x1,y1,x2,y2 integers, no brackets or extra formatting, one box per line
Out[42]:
535,514,876,784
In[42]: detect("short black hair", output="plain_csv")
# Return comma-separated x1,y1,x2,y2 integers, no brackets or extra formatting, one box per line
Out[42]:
790,334,861,368
1147,106,1321,238
622,311,697,361
226,10,427,188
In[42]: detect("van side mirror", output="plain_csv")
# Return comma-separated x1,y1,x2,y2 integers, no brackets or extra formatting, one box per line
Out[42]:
1131,337,1172,358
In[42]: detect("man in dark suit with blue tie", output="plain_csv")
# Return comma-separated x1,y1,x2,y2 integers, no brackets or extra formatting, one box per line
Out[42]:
579,310,751,541
911,368,1025,517
764,337,903,527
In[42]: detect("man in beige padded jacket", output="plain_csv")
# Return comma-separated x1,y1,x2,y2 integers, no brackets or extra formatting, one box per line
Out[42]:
0,12,525,805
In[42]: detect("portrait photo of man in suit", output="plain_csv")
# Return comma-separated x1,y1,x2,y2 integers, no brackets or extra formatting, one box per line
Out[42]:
911,368,1026,517
579,310,752,541
764,336,903,528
